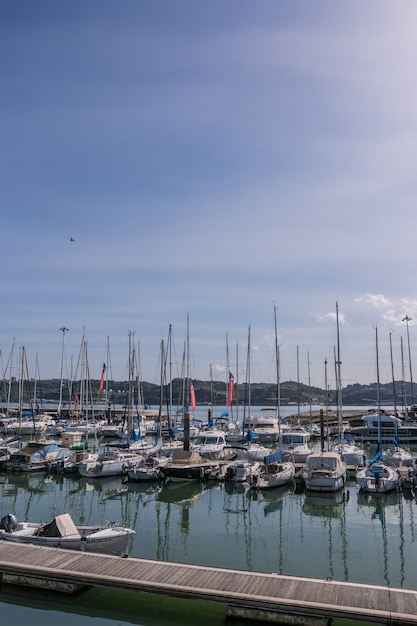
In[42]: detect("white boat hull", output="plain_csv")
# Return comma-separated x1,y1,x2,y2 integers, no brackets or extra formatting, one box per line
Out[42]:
0,513,135,555
356,463,400,493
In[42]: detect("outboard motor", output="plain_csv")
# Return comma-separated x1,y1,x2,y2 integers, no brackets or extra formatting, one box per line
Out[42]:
0,513,18,532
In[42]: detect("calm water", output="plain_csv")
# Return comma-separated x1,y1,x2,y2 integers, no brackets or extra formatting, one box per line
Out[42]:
0,405,414,626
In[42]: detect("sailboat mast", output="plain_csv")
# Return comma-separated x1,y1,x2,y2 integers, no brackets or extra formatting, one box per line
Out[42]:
273,305,281,435
274,304,281,444
235,340,239,427
247,325,251,419
402,315,414,406
225,332,230,413
58,327,69,416
335,302,343,437
375,325,382,445
158,338,164,437
183,314,190,451
307,351,312,428
18,346,26,435
389,329,398,416
296,345,300,424
167,323,173,431
401,336,406,412
324,358,329,450
33,353,40,414
6,338,16,416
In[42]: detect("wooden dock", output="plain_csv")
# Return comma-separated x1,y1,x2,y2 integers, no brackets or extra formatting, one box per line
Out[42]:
1,543,417,624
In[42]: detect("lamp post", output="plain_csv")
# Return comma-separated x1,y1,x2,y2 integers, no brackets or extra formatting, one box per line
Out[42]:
402,315,414,406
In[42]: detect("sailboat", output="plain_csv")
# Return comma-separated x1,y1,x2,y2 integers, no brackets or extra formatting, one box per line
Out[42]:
241,325,270,461
127,338,167,482
329,303,366,469
356,327,401,494
381,330,413,468
57,326,71,417
252,450,295,490
78,332,144,478
160,317,218,482
252,307,295,489
280,346,311,464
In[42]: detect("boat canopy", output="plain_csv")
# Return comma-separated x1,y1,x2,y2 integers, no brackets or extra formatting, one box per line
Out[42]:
307,453,343,471
38,514,81,539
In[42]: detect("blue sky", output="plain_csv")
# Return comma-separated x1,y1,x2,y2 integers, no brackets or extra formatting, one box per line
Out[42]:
1,1,417,390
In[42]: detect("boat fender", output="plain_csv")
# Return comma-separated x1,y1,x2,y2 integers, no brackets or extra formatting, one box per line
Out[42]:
0,513,18,532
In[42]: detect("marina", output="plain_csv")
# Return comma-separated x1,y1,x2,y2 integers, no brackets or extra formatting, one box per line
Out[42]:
1,405,417,625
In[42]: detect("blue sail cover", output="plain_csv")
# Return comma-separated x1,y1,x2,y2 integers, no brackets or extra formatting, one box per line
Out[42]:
246,429,259,442
369,441,382,465
130,427,142,442
264,450,282,465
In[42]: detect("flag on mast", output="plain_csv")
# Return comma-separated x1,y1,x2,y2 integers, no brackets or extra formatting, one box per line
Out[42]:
98,363,106,394
227,371,235,406
189,379,196,412
72,388,79,413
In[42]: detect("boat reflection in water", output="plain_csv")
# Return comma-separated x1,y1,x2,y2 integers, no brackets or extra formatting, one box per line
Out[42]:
303,488,349,519
302,489,349,581
79,475,129,497
356,489,404,588
248,483,293,516
157,479,210,505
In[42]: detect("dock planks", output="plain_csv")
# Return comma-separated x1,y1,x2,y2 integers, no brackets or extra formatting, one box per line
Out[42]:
0,542,417,624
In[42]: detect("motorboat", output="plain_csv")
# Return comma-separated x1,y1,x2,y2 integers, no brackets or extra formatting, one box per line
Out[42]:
301,452,347,493
243,409,282,444
191,428,236,461
220,448,262,484
223,458,262,484
4,441,71,472
213,416,243,443
77,448,139,478
280,426,311,464
0,512,134,555
99,419,124,437
159,449,217,482
350,412,417,443
0,436,21,468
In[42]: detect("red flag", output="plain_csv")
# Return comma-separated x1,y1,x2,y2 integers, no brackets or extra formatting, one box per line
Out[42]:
227,371,235,406
189,379,196,412
98,363,106,394
71,388,79,413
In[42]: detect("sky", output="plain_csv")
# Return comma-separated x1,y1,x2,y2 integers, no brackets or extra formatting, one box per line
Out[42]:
1,0,417,390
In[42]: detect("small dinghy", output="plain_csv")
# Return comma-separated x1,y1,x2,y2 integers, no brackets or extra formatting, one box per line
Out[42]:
0,512,135,555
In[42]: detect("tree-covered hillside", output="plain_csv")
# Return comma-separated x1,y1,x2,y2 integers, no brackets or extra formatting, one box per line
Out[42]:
1,377,414,407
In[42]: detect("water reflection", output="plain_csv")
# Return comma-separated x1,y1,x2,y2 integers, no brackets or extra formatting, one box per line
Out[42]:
303,489,348,519
156,480,207,505
0,471,417,592
302,489,349,581
356,489,403,587
248,484,293,516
